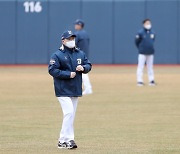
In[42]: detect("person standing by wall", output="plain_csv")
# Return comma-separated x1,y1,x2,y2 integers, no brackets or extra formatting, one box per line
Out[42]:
74,19,93,95
48,30,92,149
135,19,156,86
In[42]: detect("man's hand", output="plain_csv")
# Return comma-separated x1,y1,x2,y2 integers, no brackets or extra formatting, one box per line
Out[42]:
76,65,84,72
70,72,76,78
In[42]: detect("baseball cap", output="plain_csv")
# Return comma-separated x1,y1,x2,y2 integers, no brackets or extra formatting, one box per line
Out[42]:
61,30,76,40
74,19,84,27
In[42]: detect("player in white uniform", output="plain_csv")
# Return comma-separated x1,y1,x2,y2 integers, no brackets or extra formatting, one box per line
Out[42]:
135,19,156,86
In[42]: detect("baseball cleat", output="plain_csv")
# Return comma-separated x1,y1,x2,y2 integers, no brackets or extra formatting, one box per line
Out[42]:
149,81,156,86
137,82,144,86
66,140,78,149
57,141,67,149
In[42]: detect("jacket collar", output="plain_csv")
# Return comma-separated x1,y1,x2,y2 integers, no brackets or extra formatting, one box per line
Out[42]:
143,27,151,32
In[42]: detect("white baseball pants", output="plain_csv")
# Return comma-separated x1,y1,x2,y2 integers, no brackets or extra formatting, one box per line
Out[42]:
82,74,92,90
137,54,154,83
57,97,78,143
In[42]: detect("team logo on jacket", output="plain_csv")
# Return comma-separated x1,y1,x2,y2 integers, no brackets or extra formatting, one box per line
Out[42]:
77,59,82,64
50,59,55,65
150,34,154,39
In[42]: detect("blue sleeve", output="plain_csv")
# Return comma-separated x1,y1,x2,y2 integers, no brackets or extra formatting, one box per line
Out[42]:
82,53,92,74
152,31,156,41
48,54,71,79
75,32,80,45
135,31,142,48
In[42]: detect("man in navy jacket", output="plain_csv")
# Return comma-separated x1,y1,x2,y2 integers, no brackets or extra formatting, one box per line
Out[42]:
74,19,93,95
135,19,156,86
48,30,92,149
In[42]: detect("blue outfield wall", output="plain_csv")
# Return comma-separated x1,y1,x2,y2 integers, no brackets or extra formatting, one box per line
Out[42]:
0,0,180,64
0,0,16,64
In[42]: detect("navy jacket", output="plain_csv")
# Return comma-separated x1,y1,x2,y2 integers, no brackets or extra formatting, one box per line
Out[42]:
48,45,92,97
74,29,90,58
135,28,155,55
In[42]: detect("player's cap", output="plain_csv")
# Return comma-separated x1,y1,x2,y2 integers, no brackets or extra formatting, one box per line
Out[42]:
74,19,84,27
61,30,76,40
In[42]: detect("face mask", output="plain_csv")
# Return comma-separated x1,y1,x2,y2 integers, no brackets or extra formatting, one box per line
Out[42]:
65,40,75,48
144,24,152,30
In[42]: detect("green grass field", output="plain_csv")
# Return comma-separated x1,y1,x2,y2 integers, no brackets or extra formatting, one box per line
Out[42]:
0,65,180,154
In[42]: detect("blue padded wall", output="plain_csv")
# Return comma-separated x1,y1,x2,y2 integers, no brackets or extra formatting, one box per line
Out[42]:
146,0,178,64
0,0,16,64
178,0,180,63
114,0,145,64
82,0,113,64
0,0,180,64
16,0,48,64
